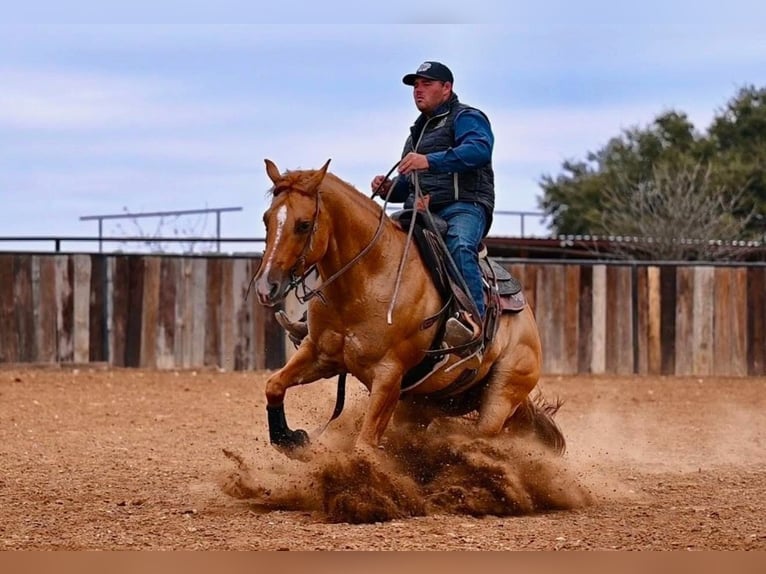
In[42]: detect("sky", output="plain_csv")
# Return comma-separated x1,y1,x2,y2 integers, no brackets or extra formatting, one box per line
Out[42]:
2,1,766,253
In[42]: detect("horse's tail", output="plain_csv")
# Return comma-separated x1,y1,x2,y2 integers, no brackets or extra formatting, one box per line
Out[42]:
507,391,566,455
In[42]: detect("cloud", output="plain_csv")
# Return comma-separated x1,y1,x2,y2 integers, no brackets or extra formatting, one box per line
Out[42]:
491,101,718,166
1,15,764,247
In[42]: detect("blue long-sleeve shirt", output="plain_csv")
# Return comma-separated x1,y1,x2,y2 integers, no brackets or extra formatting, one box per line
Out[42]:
388,106,494,201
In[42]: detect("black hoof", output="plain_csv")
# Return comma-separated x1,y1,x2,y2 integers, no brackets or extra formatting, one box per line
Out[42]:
271,427,310,450
266,404,311,454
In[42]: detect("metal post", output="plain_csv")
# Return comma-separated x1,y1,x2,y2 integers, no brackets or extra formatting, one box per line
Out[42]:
216,211,221,253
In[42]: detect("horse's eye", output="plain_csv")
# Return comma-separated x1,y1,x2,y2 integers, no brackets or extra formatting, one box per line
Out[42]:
295,220,312,234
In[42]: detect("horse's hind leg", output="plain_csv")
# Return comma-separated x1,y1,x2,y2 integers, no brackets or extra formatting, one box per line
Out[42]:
475,343,540,436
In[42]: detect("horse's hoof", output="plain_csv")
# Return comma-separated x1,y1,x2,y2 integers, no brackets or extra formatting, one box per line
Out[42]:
288,428,310,447
271,428,311,459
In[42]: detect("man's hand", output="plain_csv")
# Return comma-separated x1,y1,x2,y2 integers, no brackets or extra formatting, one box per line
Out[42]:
397,152,429,175
370,175,392,197
414,194,431,212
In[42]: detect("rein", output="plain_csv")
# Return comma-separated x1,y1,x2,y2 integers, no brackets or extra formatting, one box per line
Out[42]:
288,160,402,304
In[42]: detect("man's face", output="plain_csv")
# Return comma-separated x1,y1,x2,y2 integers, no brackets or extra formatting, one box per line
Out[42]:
412,78,452,114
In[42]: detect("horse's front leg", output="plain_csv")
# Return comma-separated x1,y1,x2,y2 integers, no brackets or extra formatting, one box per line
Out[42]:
355,364,405,451
264,343,337,456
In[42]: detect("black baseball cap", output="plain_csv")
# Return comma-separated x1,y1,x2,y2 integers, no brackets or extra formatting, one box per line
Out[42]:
402,61,454,86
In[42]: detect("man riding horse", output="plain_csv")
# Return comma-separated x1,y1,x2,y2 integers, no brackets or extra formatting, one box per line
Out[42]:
279,60,493,357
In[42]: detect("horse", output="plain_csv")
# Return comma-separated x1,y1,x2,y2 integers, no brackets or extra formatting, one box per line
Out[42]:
252,159,564,458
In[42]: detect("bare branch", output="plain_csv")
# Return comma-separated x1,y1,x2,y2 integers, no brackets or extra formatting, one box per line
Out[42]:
597,162,755,260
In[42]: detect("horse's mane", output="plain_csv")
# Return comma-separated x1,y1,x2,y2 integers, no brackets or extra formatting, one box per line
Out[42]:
270,168,385,219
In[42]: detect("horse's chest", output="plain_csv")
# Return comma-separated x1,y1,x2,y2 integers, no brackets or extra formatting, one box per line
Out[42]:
316,328,375,361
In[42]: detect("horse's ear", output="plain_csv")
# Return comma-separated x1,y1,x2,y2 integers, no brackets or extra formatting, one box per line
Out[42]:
264,159,281,185
305,159,332,191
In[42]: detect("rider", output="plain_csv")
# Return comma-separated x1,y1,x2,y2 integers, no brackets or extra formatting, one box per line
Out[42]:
372,61,495,349
277,61,495,352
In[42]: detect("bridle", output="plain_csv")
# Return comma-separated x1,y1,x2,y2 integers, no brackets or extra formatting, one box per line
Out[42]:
282,160,402,305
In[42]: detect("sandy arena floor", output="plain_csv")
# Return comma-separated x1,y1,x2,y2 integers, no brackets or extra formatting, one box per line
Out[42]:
0,366,764,550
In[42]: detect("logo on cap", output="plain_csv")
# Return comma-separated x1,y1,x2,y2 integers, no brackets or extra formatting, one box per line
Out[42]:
417,62,432,73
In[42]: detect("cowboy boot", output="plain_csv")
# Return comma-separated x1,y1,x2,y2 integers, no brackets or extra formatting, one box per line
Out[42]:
275,310,308,346
443,311,482,348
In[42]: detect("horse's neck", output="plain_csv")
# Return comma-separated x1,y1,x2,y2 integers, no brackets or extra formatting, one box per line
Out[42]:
317,187,403,283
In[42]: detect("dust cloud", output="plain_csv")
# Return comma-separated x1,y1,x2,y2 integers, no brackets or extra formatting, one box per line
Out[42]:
219,416,593,524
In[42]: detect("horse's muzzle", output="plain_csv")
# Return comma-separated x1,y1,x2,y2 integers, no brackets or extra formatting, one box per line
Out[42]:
254,276,287,306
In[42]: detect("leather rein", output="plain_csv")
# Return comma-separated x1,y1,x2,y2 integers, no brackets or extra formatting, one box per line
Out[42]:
287,161,401,304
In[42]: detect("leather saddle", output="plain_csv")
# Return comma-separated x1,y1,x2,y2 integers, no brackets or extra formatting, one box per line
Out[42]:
391,209,527,316
391,208,527,394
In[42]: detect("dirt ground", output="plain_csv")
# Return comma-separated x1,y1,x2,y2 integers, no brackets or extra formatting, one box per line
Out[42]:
0,365,764,550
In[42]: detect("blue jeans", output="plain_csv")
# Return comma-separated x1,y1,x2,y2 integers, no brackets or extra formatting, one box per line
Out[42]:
432,201,487,319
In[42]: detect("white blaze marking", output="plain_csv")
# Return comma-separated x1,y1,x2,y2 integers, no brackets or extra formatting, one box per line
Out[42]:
262,205,287,279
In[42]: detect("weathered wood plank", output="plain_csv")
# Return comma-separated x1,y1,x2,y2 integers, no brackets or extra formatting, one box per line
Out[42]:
219,259,235,371
156,257,178,369
232,258,254,371
88,255,108,363
562,265,580,374
691,266,714,376
747,267,765,375
190,259,208,367
124,257,145,368
674,267,694,376
72,254,92,364
730,268,748,376
139,257,161,368
523,264,538,313
537,265,564,374
590,265,607,374
35,257,58,363
606,266,634,374
13,255,35,362
174,258,208,368
55,256,74,363
577,264,593,374
635,266,649,375
713,268,732,376
659,265,677,375
646,266,662,375
0,255,18,362
111,257,130,367
175,259,191,368
204,258,223,368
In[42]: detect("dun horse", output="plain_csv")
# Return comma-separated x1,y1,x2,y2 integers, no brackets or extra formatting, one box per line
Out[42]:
253,159,564,457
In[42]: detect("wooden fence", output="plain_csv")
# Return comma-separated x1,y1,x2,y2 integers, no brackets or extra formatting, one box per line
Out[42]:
0,253,764,376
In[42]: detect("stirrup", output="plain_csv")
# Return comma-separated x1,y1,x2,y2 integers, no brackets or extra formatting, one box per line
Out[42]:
275,310,308,345
443,314,482,348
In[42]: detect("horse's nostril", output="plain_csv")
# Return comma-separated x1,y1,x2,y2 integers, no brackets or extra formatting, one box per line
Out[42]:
254,277,281,305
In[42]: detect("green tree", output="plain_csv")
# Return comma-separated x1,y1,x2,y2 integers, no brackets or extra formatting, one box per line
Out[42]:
538,87,766,254
707,85,766,233
539,111,702,235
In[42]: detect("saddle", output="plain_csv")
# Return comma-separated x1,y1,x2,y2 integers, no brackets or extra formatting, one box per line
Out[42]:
391,208,527,323
391,209,527,393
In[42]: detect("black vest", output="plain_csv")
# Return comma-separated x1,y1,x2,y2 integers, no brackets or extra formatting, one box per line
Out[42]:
402,94,495,234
